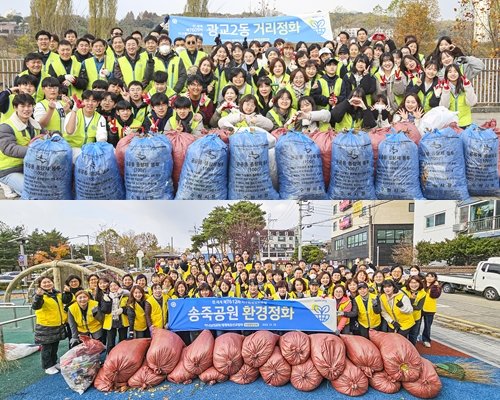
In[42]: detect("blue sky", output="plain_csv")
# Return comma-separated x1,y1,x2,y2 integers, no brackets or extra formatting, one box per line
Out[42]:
2,0,458,20
0,201,334,250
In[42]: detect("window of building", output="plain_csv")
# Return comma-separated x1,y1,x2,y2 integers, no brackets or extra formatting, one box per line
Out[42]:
459,206,469,223
347,232,367,248
409,203,414,212
426,212,445,228
335,238,343,250
332,222,337,231
333,204,338,215
278,236,286,241
361,206,367,216
377,229,413,244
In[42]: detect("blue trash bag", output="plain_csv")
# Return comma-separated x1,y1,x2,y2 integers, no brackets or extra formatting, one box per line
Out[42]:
22,134,72,199
228,129,279,200
124,134,174,200
275,131,327,199
461,124,499,196
419,127,469,200
328,130,375,199
375,132,424,199
175,134,228,200
74,142,125,200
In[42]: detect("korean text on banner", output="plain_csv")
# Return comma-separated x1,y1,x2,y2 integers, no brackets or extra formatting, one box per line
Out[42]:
168,297,337,332
169,13,333,43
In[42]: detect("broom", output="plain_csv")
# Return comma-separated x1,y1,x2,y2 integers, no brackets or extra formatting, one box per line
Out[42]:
434,362,496,385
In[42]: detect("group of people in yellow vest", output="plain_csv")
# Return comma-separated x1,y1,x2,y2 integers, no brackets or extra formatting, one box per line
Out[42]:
32,254,442,375
0,25,483,196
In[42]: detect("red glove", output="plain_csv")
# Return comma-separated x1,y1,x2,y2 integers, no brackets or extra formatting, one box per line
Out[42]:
72,94,83,109
169,95,178,108
394,69,402,80
442,80,450,91
108,118,118,134
380,75,388,87
461,75,471,86
405,71,414,80
150,118,159,133
416,65,423,75
142,93,151,105
329,92,338,105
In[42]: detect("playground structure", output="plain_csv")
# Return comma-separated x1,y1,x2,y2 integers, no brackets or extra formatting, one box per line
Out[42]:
2,259,127,303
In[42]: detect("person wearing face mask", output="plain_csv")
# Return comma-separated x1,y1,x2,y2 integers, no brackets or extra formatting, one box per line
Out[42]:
154,35,187,93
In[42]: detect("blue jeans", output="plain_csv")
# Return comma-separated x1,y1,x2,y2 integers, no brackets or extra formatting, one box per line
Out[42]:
0,172,24,195
408,318,422,346
421,312,435,343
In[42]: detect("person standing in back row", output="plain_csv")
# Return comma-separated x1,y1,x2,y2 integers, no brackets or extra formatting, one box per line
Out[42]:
421,272,442,348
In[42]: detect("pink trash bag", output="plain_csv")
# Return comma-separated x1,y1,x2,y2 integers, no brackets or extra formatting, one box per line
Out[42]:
127,361,166,390
229,363,260,385
199,366,228,385
167,348,196,385
146,328,185,375
341,334,383,377
241,331,279,368
402,357,442,399
310,333,346,380
183,330,215,375
213,332,245,375
290,359,323,392
259,346,291,387
279,330,311,366
331,358,369,397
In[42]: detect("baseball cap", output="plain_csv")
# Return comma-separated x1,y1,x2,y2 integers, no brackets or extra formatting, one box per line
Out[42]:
325,57,339,65
319,47,332,56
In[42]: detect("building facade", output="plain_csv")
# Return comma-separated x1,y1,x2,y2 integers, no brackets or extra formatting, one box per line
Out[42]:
330,200,414,267
414,199,500,245
262,229,295,261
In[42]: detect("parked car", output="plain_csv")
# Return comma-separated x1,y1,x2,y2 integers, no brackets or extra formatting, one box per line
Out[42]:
438,257,500,301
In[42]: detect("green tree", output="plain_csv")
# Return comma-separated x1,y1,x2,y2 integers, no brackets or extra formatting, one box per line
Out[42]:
26,228,68,259
0,222,25,270
200,206,230,255
95,227,122,266
292,245,325,264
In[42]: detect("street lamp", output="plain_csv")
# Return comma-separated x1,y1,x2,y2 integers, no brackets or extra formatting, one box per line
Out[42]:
68,235,90,259
256,232,261,261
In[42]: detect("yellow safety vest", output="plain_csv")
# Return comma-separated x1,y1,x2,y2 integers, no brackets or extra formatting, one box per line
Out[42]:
102,295,130,330
38,100,64,132
423,287,438,313
304,289,324,297
49,56,82,97
112,117,143,139
355,293,381,328
268,108,297,130
146,296,168,329
82,56,116,90
380,292,415,331
449,90,472,127
117,55,148,86
63,109,101,148
0,94,16,123
402,288,427,321
0,118,39,171
35,292,67,326
317,76,344,110
167,113,200,132
130,301,147,331
335,113,363,132
178,49,207,68
68,300,102,334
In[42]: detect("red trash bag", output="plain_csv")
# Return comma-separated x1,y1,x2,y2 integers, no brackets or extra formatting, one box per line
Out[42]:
199,366,228,385
310,333,346,380
213,333,244,375
164,131,197,189
307,129,336,187
290,358,323,392
392,121,422,145
94,338,150,391
481,119,500,175
184,329,215,375
115,133,139,176
369,371,401,394
146,328,185,375
259,346,291,387
242,331,279,368
230,363,260,385
369,330,422,382
368,126,391,167
341,334,384,378
167,348,196,385
279,331,311,366
331,358,369,397
127,361,166,390
445,122,464,134
270,127,288,142
402,357,442,399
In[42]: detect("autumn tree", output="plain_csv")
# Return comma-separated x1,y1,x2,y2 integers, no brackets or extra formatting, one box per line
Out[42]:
393,0,440,53
392,242,416,266
88,0,117,38
454,0,499,57
184,0,210,17
29,0,74,37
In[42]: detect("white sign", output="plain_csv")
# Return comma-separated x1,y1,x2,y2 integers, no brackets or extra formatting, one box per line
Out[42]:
136,250,145,258
84,256,93,261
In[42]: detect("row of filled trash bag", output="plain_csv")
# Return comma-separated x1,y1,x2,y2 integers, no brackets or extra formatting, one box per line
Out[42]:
60,328,441,398
21,123,499,200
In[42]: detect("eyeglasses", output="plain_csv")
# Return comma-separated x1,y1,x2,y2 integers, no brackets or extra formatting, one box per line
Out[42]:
186,41,196,45
113,32,123,36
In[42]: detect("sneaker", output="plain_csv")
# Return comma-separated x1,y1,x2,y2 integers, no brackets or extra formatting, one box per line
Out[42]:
423,341,431,348
54,363,61,370
0,183,18,199
45,366,59,375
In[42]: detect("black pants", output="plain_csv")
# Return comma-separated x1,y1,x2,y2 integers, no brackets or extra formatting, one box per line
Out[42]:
408,318,422,346
41,341,59,369
106,327,128,354
135,330,150,339
422,312,435,343
176,331,191,345
357,325,382,339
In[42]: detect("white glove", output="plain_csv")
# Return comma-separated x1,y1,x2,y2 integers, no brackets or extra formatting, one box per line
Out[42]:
64,74,75,83
103,294,110,302
99,68,109,78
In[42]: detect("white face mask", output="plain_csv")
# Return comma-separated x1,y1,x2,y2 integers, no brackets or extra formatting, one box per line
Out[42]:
175,46,185,53
309,273,316,280
410,271,419,276
159,44,171,55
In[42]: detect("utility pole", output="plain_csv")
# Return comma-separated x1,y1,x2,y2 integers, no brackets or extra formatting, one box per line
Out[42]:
368,202,373,262
267,213,277,258
297,201,314,260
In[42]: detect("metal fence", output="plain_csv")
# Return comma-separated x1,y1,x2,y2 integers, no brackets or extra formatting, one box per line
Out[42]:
0,57,499,107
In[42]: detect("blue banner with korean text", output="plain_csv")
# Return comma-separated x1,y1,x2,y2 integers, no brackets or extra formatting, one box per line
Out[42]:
168,297,337,332
169,13,333,43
